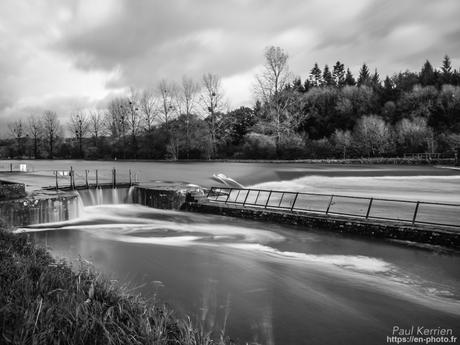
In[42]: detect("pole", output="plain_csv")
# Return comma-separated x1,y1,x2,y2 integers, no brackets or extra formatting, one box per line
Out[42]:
112,168,117,188
95,170,99,188
55,171,58,191
412,201,420,225
85,170,89,188
70,166,74,190
326,195,334,214
365,198,373,219
10,163,12,172
129,169,132,186
291,193,299,211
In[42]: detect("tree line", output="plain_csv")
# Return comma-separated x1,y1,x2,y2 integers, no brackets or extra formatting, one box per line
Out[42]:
2,48,460,160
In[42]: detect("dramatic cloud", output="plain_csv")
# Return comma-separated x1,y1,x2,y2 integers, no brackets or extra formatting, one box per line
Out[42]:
1,0,459,133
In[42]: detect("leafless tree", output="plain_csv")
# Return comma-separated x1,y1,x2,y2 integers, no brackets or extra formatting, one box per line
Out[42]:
127,88,142,154
8,119,25,157
41,111,61,158
107,98,129,158
254,46,290,103
201,73,225,158
89,109,105,147
69,112,89,158
179,76,200,158
157,79,178,133
139,88,157,133
27,115,42,158
254,46,293,145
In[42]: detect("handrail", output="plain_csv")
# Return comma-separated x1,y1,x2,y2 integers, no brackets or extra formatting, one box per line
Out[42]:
207,186,460,228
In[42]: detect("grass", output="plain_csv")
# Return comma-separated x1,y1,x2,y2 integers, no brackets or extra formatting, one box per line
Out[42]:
0,226,236,345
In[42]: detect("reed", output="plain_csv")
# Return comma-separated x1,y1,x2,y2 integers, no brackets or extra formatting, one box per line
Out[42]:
0,227,237,345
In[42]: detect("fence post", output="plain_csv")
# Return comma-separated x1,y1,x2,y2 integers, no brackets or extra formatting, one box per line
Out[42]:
55,171,58,191
225,188,233,204
264,191,272,209
10,163,12,172
326,195,334,214
365,198,373,219
70,166,74,190
412,201,420,225
112,168,117,188
95,170,99,188
278,193,285,208
291,192,299,211
242,189,251,207
129,169,132,186
85,170,89,188
254,190,261,205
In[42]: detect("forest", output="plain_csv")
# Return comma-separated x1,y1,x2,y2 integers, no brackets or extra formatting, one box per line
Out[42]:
2,47,460,160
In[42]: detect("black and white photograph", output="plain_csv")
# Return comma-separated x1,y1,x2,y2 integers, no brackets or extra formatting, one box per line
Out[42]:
0,1,459,344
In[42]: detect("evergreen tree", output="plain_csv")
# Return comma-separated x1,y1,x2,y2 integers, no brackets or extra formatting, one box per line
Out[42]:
309,63,322,87
357,63,371,86
419,60,436,86
322,65,334,87
441,55,453,84
292,77,305,93
332,61,346,87
344,68,356,86
371,69,381,89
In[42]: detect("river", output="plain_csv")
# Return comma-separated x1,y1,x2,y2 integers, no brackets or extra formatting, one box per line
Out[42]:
6,160,460,344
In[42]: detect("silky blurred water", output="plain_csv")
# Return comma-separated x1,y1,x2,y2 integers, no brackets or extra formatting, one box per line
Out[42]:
10,161,460,344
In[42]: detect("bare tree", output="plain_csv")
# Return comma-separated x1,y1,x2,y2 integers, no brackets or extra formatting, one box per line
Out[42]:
27,115,42,159
107,98,129,158
201,73,225,158
179,76,200,159
8,119,25,157
254,46,292,146
139,88,157,133
42,111,61,158
157,79,178,132
69,112,89,158
254,46,290,103
127,88,142,155
89,109,105,147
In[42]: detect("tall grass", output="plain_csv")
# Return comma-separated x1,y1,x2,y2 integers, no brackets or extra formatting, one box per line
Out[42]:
0,227,236,345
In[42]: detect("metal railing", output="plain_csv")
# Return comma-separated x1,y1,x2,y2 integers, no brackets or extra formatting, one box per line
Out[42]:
207,187,460,228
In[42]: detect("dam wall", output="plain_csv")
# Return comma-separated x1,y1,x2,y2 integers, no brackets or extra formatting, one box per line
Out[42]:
186,201,460,250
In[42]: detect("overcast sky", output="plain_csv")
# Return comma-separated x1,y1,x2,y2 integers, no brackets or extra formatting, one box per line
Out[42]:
1,0,459,132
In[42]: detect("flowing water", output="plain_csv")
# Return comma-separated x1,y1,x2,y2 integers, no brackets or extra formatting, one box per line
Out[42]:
9,161,460,344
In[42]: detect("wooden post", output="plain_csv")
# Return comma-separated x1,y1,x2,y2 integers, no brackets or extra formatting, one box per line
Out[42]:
55,171,58,191
9,163,12,172
365,198,373,219
70,166,74,190
85,170,89,188
129,169,132,186
412,201,420,225
112,168,117,188
95,170,99,188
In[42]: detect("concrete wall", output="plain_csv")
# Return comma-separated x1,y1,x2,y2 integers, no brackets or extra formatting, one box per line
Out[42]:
0,191,79,227
186,202,460,250
0,181,26,201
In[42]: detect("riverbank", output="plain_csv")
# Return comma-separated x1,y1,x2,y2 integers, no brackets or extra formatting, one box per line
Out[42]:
0,226,234,345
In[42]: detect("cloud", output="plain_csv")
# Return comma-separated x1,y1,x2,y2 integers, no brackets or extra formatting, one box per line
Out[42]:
1,0,460,135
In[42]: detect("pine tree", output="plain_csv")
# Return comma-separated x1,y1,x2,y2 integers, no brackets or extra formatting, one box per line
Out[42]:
441,55,452,84
371,69,381,90
419,60,436,86
332,61,346,87
309,63,322,87
292,77,305,93
322,64,334,87
344,68,356,86
357,63,371,86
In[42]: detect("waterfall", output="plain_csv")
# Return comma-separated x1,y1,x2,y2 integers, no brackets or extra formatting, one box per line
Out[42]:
76,187,133,206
